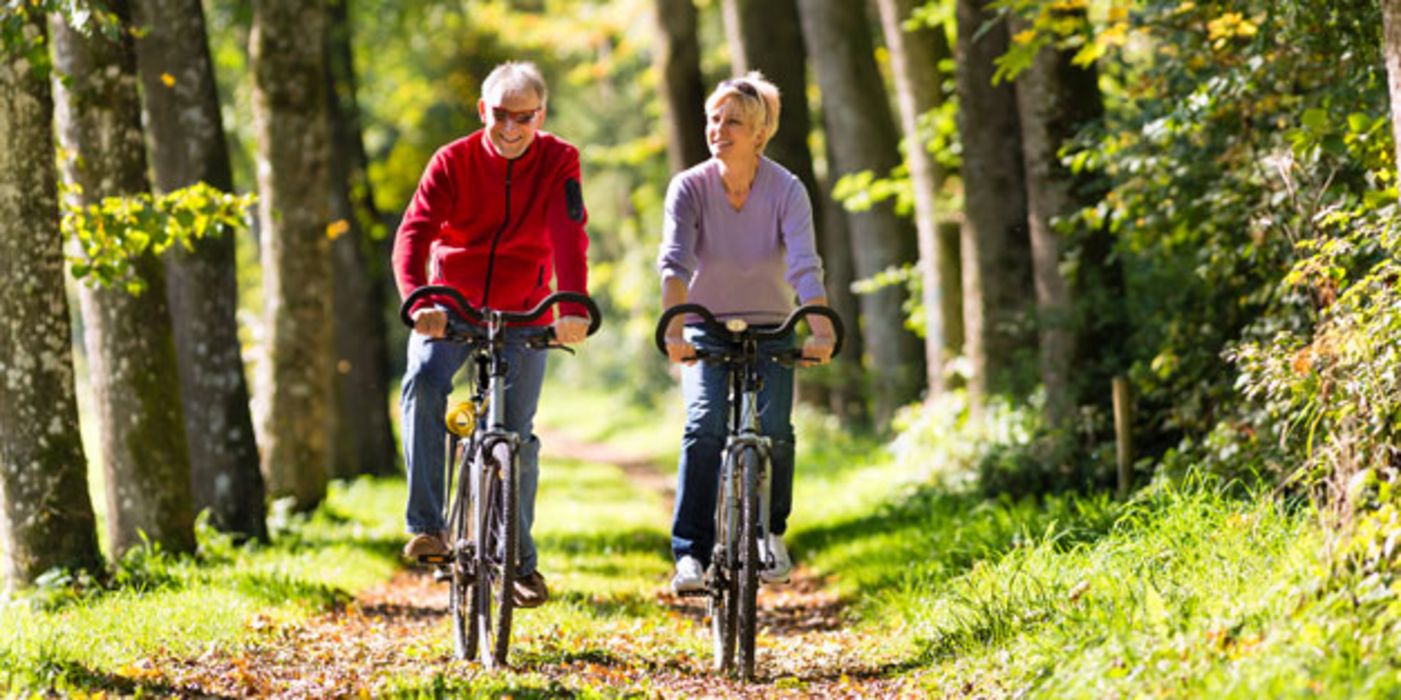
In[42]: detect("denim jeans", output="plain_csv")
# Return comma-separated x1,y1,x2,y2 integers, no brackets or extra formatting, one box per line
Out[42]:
672,325,795,565
401,327,546,575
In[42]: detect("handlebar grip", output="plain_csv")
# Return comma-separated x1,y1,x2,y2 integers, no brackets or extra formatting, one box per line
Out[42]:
654,303,728,355
399,285,480,329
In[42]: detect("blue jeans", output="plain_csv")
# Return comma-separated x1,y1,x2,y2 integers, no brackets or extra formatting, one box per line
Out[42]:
401,328,546,575
672,326,795,565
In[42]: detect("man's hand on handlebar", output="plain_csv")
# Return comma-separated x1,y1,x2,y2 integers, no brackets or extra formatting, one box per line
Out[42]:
412,308,448,338
554,315,590,345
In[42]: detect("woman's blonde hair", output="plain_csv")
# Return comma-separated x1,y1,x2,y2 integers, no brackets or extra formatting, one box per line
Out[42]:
704,70,781,152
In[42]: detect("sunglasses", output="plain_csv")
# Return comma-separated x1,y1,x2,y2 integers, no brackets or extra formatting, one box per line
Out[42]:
489,107,541,125
722,78,758,98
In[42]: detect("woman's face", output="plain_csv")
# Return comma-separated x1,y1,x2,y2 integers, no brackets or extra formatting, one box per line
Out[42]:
706,98,760,160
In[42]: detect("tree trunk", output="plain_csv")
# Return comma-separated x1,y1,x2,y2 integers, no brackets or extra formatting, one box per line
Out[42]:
50,2,197,557
1384,0,1401,180
955,0,1034,404
1012,12,1100,429
131,0,268,542
0,12,104,588
876,0,957,397
251,0,333,511
653,0,710,172
797,0,925,428
327,0,397,479
720,0,866,423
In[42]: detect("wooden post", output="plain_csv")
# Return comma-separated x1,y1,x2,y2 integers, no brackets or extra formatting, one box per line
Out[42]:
1112,376,1133,499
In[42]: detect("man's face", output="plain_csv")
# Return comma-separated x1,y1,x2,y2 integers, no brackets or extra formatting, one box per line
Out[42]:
479,88,544,160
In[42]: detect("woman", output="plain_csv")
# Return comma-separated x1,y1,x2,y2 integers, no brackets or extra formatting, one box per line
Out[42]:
656,72,837,593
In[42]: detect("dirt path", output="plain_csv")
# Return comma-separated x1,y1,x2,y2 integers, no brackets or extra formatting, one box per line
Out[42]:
150,435,922,698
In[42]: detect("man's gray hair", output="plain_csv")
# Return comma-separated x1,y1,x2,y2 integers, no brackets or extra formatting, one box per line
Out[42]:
482,61,548,106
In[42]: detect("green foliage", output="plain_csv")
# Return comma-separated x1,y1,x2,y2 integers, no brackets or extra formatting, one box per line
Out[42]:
1,0,120,63
62,182,255,295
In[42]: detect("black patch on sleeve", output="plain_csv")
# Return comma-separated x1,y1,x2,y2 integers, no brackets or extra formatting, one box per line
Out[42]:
565,178,585,223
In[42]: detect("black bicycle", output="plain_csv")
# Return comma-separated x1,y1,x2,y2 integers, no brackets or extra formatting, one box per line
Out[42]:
653,303,844,680
400,285,601,669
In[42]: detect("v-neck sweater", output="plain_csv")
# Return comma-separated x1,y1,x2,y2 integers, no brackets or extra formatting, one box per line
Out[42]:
657,157,825,325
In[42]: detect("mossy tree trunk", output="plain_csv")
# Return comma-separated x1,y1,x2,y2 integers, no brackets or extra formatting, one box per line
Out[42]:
0,11,104,588
51,1,197,557
131,0,269,541
251,0,333,511
326,0,397,479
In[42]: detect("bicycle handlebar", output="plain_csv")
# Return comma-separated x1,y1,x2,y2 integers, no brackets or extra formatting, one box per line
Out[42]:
652,303,845,359
399,285,603,337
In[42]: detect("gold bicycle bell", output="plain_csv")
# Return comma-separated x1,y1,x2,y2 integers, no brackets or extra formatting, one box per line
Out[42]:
445,398,487,437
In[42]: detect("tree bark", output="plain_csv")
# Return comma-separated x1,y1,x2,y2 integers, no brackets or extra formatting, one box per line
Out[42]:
876,0,957,397
1012,13,1096,428
0,12,104,587
653,0,710,172
1384,0,1401,181
50,2,197,557
955,0,1034,403
251,0,333,511
327,0,397,479
797,0,925,428
131,0,268,541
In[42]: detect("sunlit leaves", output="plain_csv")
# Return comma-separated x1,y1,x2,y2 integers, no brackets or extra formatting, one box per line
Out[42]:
63,182,256,295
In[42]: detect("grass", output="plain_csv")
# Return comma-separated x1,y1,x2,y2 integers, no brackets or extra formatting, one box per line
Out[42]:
9,372,1400,697
0,477,404,694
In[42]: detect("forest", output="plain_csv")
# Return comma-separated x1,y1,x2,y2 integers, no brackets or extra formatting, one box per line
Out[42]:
3,0,1401,696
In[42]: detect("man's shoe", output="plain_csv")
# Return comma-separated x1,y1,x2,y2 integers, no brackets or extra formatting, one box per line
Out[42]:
760,534,792,584
403,532,448,562
672,555,706,594
513,570,549,608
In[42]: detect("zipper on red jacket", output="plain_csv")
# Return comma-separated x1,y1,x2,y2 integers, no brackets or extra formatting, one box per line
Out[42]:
480,158,513,309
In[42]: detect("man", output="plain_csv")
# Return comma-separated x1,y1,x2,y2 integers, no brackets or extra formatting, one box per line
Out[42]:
393,62,590,608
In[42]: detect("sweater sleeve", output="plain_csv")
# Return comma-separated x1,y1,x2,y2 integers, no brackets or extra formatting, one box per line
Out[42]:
778,175,826,302
547,145,591,319
392,147,457,314
657,172,699,287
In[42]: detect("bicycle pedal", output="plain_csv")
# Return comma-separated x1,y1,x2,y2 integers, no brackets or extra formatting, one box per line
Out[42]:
417,553,450,566
675,588,709,598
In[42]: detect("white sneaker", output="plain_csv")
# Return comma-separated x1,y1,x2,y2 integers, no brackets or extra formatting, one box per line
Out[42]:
760,534,792,583
672,555,705,594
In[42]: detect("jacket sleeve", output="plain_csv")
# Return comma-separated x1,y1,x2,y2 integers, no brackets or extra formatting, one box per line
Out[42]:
547,145,591,320
392,147,457,315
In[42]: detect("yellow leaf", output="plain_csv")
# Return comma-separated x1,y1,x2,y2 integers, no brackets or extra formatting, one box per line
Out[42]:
326,219,350,239
1012,28,1037,46
160,72,176,88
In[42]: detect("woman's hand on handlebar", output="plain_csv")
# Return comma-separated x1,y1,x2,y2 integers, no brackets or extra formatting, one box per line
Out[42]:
665,335,698,365
412,308,448,338
554,315,590,345
800,335,834,367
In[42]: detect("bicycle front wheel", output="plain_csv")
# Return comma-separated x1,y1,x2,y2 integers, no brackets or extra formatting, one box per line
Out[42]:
710,454,739,673
474,440,518,668
736,446,763,681
448,440,476,660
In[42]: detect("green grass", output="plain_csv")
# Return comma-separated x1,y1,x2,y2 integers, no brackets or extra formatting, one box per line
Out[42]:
0,477,404,694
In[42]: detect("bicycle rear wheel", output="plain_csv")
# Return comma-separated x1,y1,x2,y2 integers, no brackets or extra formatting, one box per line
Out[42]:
736,446,763,681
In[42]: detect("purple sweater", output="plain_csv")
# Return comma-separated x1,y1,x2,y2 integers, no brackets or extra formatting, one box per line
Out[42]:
657,157,826,325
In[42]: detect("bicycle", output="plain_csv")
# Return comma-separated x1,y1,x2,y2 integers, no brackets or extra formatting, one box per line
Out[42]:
653,303,844,681
399,284,602,669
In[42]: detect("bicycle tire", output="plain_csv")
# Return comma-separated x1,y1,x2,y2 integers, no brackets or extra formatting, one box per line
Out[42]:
492,441,518,666
710,455,738,673
473,440,517,668
472,448,496,667
737,446,762,681
448,441,475,660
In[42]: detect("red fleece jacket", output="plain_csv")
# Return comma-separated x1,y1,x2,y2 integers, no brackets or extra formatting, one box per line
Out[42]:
393,130,589,324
